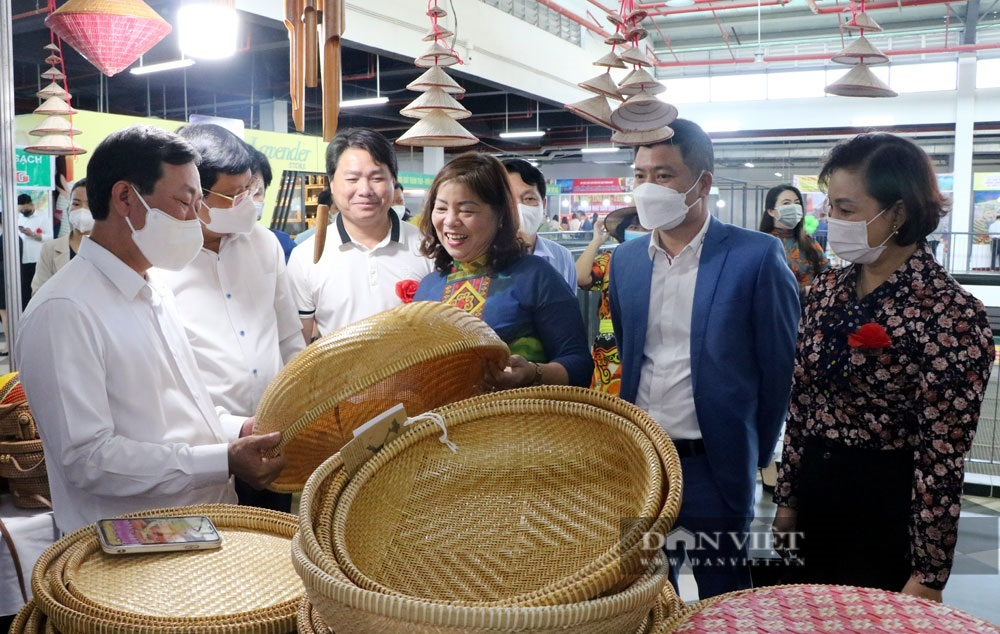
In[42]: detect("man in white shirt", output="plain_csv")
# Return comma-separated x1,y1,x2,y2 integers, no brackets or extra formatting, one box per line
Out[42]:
17,193,52,309
502,159,577,289
149,123,305,512
609,119,799,599
16,125,286,534
287,128,432,339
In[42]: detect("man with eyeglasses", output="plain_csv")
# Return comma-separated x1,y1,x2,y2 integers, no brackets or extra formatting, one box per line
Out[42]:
501,159,576,289
149,123,304,512
16,125,287,534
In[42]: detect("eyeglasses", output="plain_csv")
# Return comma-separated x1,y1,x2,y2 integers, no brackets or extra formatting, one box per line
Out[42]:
202,180,258,208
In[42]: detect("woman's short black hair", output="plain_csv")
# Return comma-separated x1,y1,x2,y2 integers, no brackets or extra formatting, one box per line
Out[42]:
818,133,946,245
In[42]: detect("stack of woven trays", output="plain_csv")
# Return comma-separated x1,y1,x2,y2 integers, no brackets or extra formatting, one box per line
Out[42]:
654,584,1000,633
0,372,50,508
292,385,685,634
17,504,304,634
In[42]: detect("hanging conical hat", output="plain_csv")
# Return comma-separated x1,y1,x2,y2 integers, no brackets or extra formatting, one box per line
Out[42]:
36,81,70,100
619,68,664,96
28,116,81,136
24,133,87,156
427,5,447,17
407,65,465,94
611,126,675,146
831,35,889,65
627,8,649,23
605,33,627,45
415,41,459,68
625,26,648,42
579,73,623,101
593,51,626,69
825,63,897,97
45,55,62,65
607,13,625,27
44,43,60,52
422,25,454,41
400,87,470,120
619,46,652,67
45,0,172,77
396,110,478,147
842,11,883,32
41,67,65,80
610,90,678,131
565,95,620,130
33,96,77,115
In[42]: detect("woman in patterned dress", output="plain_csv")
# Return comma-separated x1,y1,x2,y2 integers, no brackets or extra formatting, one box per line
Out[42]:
771,133,994,602
413,152,592,390
758,183,828,306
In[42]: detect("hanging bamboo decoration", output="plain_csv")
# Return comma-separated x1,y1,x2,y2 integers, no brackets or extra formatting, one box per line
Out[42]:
321,0,345,142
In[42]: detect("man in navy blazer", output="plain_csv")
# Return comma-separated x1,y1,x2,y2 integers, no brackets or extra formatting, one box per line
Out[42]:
609,119,799,599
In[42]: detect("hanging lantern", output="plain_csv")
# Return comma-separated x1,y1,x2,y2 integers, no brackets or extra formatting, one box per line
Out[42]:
45,0,172,77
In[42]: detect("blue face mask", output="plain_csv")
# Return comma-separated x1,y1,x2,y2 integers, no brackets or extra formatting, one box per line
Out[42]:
623,229,646,241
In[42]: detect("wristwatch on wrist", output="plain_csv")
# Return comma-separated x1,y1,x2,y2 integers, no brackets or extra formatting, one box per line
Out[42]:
531,362,544,386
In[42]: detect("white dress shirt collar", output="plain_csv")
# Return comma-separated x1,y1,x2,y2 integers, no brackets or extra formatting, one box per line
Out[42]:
78,238,148,301
648,212,712,263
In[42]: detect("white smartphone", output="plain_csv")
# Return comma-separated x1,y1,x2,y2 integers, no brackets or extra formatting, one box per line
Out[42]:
96,515,223,555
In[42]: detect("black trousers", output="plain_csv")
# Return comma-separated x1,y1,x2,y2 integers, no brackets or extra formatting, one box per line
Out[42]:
992,239,1000,269
793,437,914,591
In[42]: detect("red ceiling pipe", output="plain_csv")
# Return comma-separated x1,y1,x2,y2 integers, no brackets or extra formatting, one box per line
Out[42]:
643,0,789,16
534,0,612,38
585,0,618,15
653,41,1000,67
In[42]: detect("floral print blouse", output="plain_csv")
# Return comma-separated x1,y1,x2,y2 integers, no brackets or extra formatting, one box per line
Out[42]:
770,228,829,295
774,243,995,589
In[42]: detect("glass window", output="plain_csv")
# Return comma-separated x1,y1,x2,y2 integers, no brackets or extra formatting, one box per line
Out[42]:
710,72,767,102
978,58,1000,89
767,69,828,99
890,61,957,93
661,76,711,104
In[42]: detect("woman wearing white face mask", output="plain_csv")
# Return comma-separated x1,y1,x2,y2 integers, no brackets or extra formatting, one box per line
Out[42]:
32,178,95,294
772,133,994,602
758,184,828,306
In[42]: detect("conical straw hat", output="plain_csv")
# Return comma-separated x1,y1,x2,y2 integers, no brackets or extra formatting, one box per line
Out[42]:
594,51,627,69
619,46,652,67
842,11,883,32
565,95,620,130
29,116,81,136
610,90,678,131
611,126,675,146
625,25,648,42
400,87,471,120
628,8,649,23
423,25,453,41
407,65,465,94
24,133,87,156
607,12,625,27
579,73,623,101
605,33,627,45
41,67,65,80
831,34,889,65
825,63,897,97
44,43,60,52
427,5,447,17
415,41,459,68
397,110,479,147
619,68,664,96
45,54,62,65
34,96,77,115
36,81,70,100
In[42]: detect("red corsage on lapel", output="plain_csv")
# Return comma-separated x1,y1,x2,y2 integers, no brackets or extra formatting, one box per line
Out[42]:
848,322,891,350
395,279,419,304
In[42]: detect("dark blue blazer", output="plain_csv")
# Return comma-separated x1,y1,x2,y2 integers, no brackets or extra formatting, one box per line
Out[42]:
609,217,799,515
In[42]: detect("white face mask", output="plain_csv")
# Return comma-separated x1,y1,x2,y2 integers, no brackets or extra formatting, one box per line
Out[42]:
827,207,894,265
623,229,646,241
253,201,265,221
69,208,95,234
390,204,407,220
200,197,258,235
127,185,204,271
517,203,544,236
774,203,803,230
632,174,703,231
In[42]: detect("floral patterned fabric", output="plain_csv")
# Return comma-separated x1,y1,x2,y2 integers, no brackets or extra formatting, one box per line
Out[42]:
774,242,995,589
588,251,620,395
770,228,829,295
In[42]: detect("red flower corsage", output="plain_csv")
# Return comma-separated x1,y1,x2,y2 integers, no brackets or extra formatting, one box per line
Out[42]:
395,279,419,304
848,322,891,349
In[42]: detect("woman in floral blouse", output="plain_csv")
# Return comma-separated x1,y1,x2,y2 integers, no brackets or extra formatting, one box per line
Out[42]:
772,133,994,602
758,184,828,305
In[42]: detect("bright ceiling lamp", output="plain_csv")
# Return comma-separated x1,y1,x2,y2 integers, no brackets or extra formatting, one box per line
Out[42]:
178,1,238,60
581,146,620,154
130,58,196,75
499,130,545,139
340,96,390,108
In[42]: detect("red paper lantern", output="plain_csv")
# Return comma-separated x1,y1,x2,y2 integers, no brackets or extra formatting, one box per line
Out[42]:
45,0,172,77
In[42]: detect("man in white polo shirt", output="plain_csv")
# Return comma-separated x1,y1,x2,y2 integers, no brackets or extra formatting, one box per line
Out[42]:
287,128,432,338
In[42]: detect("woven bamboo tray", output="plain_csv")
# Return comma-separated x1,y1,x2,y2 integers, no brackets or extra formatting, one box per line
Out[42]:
332,397,666,605
655,584,1000,633
254,301,510,492
31,504,302,634
9,600,47,634
293,533,670,634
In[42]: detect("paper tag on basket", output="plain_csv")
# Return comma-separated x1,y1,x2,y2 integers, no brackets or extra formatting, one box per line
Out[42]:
341,403,408,478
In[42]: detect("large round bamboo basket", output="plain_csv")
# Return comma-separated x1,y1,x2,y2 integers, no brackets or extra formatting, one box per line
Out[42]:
254,301,509,492
31,504,302,634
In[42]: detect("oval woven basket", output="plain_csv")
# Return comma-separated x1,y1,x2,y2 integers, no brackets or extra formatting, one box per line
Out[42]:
0,402,37,441
9,600,46,634
254,301,510,492
293,533,669,634
31,504,302,634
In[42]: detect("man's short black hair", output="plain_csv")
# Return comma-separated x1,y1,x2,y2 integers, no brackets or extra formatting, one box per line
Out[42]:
326,128,398,181
17,193,31,206
176,123,253,191
501,158,546,202
638,118,714,178
394,181,404,192
249,147,272,190
87,125,200,221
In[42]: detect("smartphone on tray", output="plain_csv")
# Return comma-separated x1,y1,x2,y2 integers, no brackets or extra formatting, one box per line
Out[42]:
96,515,223,555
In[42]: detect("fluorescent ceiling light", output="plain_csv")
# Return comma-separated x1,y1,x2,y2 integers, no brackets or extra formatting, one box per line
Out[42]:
665,0,695,6
744,162,755,168
178,3,239,60
499,130,545,139
774,172,783,177
340,96,389,108
130,59,196,75
581,147,620,154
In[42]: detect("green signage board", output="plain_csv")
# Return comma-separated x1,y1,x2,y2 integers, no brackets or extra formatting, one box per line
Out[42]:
398,171,435,189
15,149,53,189
546,182,560,196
